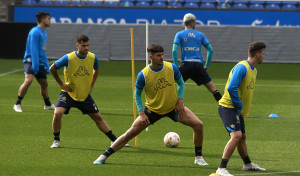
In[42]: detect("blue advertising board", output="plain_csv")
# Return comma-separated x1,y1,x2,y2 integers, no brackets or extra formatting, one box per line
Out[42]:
13,6,300,26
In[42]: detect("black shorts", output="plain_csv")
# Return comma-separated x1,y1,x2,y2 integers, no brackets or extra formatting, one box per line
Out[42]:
179,62,211,86
55,91,99,115
144,106,178,125
24,62,47,79
218,105,245,134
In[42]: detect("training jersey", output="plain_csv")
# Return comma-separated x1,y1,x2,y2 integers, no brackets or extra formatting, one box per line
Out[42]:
54,51,99,101
219,60,257,117
173,29,209,63
135,61,181,115
23,26,49,74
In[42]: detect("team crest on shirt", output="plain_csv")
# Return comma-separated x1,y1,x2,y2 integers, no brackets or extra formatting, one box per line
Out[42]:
229,124,235,129
154,78,172,91
247,78,255,89
73,66,90,76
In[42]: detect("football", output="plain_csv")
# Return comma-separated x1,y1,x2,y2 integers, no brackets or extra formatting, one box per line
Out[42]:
163,132,180,148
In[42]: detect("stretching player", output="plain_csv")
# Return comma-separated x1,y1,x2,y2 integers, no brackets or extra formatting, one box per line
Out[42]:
94,43,208,166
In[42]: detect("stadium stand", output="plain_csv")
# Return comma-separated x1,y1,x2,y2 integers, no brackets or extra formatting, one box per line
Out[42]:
39,0,53,5
54,0,69,5
72,0,86,5
22,0,37,5
103,0,119,6
249,1,265,9
119,1,134,6
232,0,248,9
200,0,217,8
152,1,167,7
135,1,151,7
184,2,199,8
265,1,281,10
87,0,102,6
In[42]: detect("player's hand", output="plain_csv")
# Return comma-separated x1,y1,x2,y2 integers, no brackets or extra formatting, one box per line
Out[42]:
175,99,186,119
60,84,72,92
139,111,150,125
203,66,208,70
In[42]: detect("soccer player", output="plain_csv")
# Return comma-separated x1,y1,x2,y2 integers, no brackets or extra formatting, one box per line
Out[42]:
216,42,267,176
93,43,208,166
13,11,55,112
172,13,222,102
49,34,127,148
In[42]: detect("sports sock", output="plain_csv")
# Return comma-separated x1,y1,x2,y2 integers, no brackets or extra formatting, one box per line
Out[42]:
242,155,251,165
219,158,229,168
103,147,115,158
53,131,60,141
212,90,222,102
44,97,52,106
195,146,202,157
105,130,117,142
16,96,23,105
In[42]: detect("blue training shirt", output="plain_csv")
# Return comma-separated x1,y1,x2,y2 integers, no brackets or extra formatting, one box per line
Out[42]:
23,26,49,74
54,51,99,70
173,29,209,63
227,60,254,111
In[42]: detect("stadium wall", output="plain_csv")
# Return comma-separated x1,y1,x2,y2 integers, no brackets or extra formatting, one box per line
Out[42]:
0,22,36,59
46,24,300,63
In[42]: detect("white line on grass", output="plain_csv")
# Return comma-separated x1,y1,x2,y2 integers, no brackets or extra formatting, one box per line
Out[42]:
0,69,23,77
235,170,300,175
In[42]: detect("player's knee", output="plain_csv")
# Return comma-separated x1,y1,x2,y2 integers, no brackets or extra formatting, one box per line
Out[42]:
193,120,203,131
53,112,63,120
231,132,242,141
24,79,33,86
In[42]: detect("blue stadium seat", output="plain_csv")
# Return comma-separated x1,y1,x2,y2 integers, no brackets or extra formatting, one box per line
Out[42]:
169,2,183,7
23,0,37,5
54,0,69,5
282,4,297,10
282,1,297,10
200,2,216,8
103,0,119,6
265,3,280,10
185,0,200,3
119,1,134,6
184,2,199,8
87,0,102,5
72,0,86,5
135,1,150,7
152,1,167,7
249,0,265,9
39,0,52,5
232,1,248,9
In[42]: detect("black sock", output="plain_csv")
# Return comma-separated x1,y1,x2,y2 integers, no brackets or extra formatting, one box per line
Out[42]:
103,147,115,158
53,131,60,141
195,146,202,157
16,96,23,105
219,158,229,168
242,155,251,165
212,90,222,102
105,130,117,142
44,97,52,106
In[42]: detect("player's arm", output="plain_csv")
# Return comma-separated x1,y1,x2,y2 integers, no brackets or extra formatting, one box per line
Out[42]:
134,71,150,124
30,32,41,75
91,55,100,92
204,44,214,69
172,63,186,119
50,55,72,92
172,43,179,67
227,64,247,114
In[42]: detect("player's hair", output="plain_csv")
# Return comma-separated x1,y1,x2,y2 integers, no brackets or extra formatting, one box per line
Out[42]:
77,34,89,43
184,20,195,27
147,43,164,54
248,42,267,57
35,12,51,23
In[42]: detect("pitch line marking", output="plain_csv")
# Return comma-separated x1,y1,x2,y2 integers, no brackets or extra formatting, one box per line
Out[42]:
235,170,300,175
0,69,23,77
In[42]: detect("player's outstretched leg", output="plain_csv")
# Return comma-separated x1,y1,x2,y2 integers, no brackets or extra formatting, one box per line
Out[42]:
94,116,149,165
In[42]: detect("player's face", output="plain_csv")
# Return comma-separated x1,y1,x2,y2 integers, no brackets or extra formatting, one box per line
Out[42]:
257,49,265,64
42,15,51,27
150,52,164,68
77,41,90,56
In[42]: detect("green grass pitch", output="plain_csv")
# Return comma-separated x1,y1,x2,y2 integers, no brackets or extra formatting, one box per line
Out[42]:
0,59,300,176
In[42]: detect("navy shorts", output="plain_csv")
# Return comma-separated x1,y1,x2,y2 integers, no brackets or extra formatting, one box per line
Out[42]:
144,106,178,125
56,91,99,115
24,62,47,79
218,105,245,134
179,62,211,86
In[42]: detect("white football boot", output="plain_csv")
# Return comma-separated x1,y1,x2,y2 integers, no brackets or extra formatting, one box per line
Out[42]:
13,104,23,112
